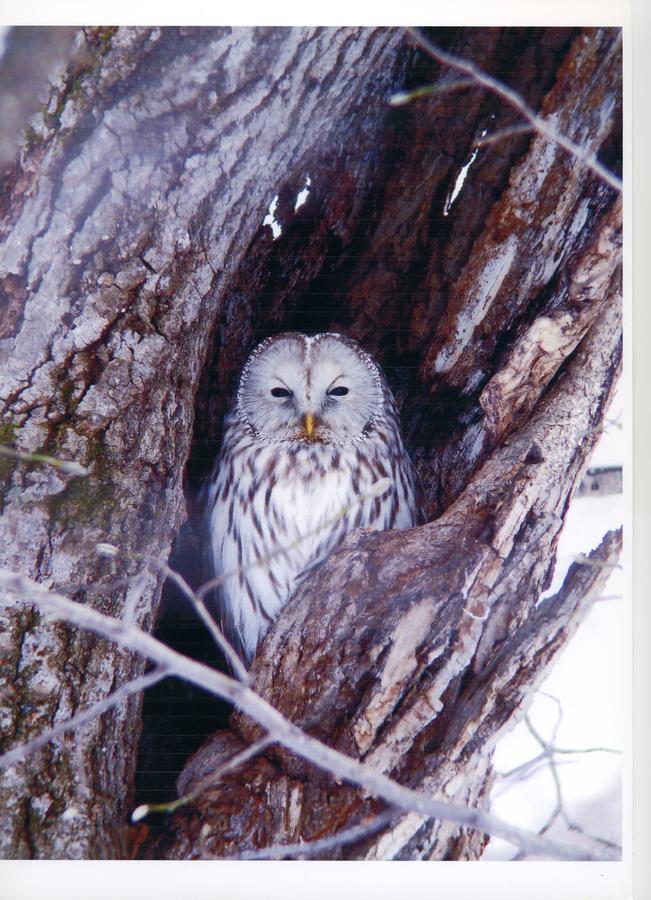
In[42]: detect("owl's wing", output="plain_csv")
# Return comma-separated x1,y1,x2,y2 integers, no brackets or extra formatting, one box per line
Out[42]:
204,469,252,665
200,579,248,670
217,595,248,669
408,457,427,526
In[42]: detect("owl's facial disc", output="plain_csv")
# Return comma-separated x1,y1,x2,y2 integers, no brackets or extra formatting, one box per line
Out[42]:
237,333,384,445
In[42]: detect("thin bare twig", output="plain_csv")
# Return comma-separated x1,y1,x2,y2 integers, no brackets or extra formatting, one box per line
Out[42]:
96,544,249,683
404,27,623,194
497,740,620,783
495,691,620,845
555,744,621,757
0,665,168,769
0,444,88,477
496,754,582,791
476,123,536,147
509,712,623,859
388,77,477,104
0,568,617,862
238,808,400,860
132,735,273,820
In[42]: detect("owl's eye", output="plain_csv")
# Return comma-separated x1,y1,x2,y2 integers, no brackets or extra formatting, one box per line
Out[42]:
270,387,293,398
328,386,349,397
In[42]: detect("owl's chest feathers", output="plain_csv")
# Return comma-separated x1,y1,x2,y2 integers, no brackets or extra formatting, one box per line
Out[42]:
241,440,378,544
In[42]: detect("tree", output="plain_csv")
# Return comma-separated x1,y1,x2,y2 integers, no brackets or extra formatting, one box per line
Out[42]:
0,25,621,860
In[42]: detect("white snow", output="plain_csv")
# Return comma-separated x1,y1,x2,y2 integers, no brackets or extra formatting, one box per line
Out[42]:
443,129,486,216
294,174,312,211
484,383,625,859
263,194,282,239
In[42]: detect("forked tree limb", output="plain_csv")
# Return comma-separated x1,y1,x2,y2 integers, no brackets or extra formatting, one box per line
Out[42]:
404,27,622,193
165,285,621,860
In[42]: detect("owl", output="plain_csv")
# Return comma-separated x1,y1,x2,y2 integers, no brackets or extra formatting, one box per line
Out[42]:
206,332,421,663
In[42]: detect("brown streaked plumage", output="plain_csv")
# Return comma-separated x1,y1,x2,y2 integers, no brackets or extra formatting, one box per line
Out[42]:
206,332,422,663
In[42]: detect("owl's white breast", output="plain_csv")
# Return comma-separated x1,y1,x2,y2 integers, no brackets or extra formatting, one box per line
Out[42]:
242,442,372,600
263,445,359,546
210,437,384,658
209,413,418,661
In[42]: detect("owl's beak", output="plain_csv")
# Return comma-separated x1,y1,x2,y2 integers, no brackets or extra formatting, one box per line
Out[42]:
303,411,316,439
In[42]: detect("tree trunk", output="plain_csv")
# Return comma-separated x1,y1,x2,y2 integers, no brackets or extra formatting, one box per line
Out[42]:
0,25,405,859
0,25,621,860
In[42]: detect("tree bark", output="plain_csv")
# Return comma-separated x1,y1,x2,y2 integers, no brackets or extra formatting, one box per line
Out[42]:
0,25,404,859
164,292,621,861
0,25,621,860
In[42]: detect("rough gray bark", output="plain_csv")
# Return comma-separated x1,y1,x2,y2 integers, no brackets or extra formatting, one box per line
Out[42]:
0,25,403,858
0,25,621,861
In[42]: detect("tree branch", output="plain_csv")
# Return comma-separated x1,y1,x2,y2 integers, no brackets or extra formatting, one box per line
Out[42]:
239,809,400,860
404,27,622,193
132,736,273,820
0,567,617,861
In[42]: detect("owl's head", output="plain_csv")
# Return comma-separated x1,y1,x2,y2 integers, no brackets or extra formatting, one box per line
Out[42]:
235,332,389,445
